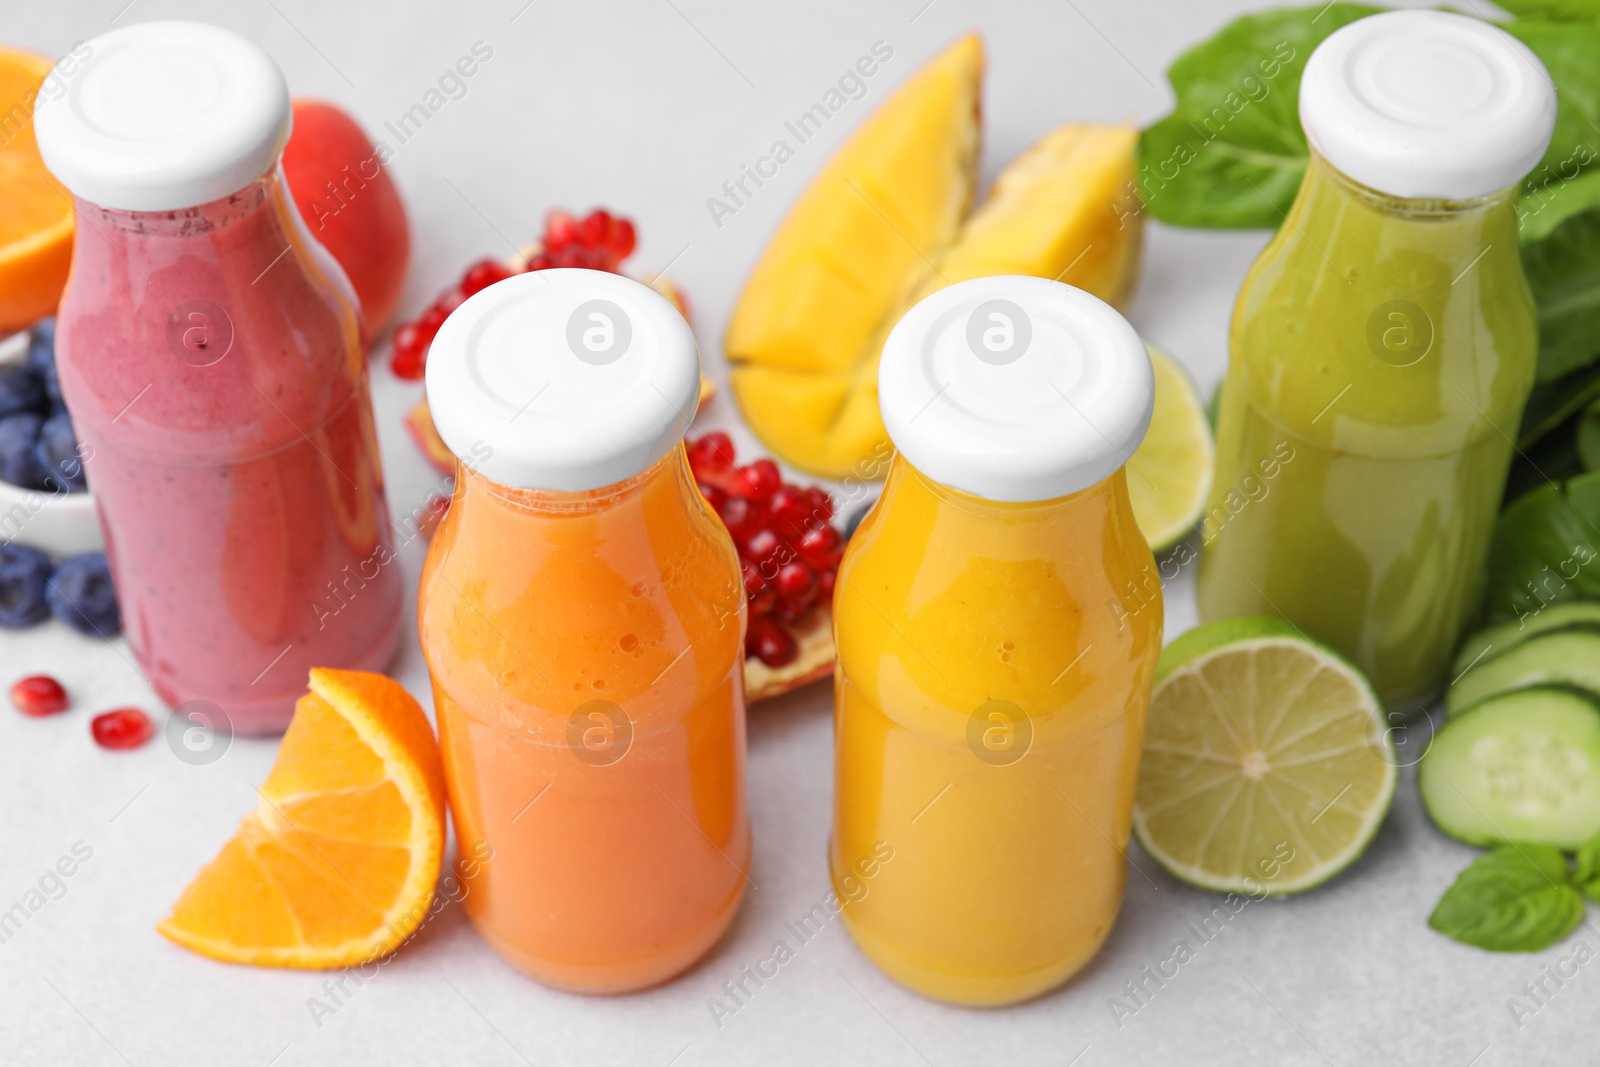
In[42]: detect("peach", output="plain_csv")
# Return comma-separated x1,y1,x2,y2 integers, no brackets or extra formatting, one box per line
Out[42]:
282,100,411,334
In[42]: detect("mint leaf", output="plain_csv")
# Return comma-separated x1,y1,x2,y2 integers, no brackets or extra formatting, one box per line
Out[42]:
1136,3,1380,228
1523,208,1600,384
1429,845,1586,952
1578,829,1600,901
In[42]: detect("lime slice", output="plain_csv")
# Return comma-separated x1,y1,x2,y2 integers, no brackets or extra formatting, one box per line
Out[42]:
1127,344,1213,553
1133,617,1397,895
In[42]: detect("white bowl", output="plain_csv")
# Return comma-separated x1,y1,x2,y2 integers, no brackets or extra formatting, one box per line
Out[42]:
0,328,103,555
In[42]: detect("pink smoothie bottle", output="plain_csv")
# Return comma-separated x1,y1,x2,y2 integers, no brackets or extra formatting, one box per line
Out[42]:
35,22,401,733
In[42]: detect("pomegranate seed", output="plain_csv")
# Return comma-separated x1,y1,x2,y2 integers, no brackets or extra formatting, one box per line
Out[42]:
545,210,579,250
721,496,766,542
743,529,784,571
687,432,736,481
10,675,69,717
418,305,449,333
391,348,425,380
579,210,610,248
699,482,727,514
805,486,834,524
768,486,810,536
92,707,153,750
817,567,837,600
747,617,798,668
462,258,513,295
774,593,814,623
524,252,554,272
610,218,637,259
735,460,782,502
798,525,842,568
775,560,816,599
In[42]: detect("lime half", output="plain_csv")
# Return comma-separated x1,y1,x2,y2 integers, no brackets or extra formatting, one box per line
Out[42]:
1127,344,1213,553
1133,617,1397,895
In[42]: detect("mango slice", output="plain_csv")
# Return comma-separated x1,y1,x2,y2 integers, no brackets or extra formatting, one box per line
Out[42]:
727,34,1144,480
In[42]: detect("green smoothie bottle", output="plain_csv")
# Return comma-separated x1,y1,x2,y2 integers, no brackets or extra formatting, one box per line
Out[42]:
1196,10,1556,710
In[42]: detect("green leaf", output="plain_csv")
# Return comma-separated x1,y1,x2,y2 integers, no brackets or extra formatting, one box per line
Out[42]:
1136,3,1381,228
1577,830,1600,901
1519,360,1600,447
1428,845,1585,952
1483,470,1600,622
1520,168,1600,244
1507,22,1600,203
1579,399,1600,471
1523,208,1600,383
1497,0,1600,21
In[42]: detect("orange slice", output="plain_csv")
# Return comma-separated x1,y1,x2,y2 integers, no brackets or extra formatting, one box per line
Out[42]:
0,47,74,335
158,669,446,969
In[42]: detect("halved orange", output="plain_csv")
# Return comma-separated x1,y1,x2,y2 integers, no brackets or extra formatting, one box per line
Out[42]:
158,669,446,969
0,47,74,334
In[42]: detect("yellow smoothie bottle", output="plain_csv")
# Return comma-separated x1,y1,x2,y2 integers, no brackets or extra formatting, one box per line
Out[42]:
1196,11,1557,710
832,276,1162,1006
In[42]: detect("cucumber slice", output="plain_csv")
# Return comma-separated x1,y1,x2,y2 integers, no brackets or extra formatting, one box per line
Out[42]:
1420,688,1600,849
1452,601,1600,679
1446,628,1600,716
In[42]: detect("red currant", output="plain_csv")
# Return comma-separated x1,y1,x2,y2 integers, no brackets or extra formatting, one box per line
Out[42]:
735,460,782,502
10,675,69,717
91,707,153,750
720,496,766,542
747,616,797,668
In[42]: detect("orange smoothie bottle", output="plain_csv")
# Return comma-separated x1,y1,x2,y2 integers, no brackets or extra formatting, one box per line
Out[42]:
418,269,749,993
832,277,1161,1006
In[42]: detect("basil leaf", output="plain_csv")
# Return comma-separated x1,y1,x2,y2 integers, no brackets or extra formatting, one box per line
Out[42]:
1497,0,1600,21
1136,4,1381,228
1428,845,1586,952
1523,208,1600,383
1483,470,1600,622
1577,830,1600,901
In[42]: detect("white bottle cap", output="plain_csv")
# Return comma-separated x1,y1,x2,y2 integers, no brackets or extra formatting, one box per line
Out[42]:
426,269,701,492
35,21,291,212
878,276,1153,504
1299,10,1556,200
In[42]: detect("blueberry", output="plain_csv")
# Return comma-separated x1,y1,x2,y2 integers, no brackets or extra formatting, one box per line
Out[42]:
0,542,52,627
34,411,86,493
0,363,44,419
27,320,60,405
47,553,121,636
0,412,45,488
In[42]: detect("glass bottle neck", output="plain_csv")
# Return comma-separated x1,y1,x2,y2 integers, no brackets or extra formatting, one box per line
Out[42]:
881,455,1118,523
458,447,697,519
77,163,297,240
1298,150,1519,225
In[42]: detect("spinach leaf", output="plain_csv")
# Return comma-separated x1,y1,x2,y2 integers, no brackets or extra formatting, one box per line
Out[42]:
1522,208,1600,383
1496,0,1600,20
1428,845,1586,952
1519,359,1600,447
1136,4,1380,228
1483,470,1600,621
1506,21,1600,205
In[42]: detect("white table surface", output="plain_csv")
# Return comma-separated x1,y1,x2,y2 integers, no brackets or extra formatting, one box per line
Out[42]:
3,1,1595,1064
